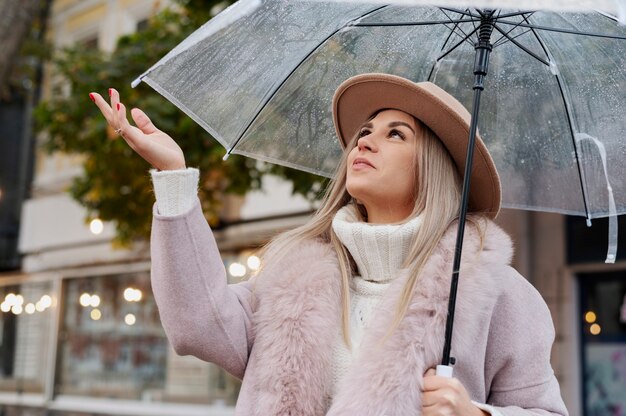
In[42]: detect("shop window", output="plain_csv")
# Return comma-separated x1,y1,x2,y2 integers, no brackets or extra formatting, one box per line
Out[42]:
0,282,54,394
57,272,165,399
56,271,240,405
579,272,626,415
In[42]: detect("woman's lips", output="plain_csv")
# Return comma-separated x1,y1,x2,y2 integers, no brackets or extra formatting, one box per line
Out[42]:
353,157,375,169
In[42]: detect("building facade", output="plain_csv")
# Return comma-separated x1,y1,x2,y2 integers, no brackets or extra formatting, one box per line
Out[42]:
0,1,624,415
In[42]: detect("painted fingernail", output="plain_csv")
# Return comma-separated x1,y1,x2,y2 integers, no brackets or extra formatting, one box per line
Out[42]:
117,103,120,111
109,88,112,97
89,93,95,102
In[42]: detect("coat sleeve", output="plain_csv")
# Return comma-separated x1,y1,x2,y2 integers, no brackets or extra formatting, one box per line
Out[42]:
150,198,255,380
484,267,569,416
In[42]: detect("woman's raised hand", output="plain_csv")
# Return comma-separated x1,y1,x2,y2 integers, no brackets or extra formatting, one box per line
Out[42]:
89,88,186,171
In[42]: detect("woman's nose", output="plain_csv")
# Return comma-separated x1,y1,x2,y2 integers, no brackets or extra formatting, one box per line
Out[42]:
357,134,377,152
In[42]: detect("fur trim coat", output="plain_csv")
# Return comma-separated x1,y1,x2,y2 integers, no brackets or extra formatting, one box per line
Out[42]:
151,200,569,415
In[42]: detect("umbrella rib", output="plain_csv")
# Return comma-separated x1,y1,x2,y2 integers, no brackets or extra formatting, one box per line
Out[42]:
493,28,533,48
439,18,462,52
492,24,550,66
439,7,481,18
224,5,391,157
497,20,626,40
492,12,535,48
524,21,593,220
354,18,480,27
435,25,481,62
495,10,538,19
439,8,475,45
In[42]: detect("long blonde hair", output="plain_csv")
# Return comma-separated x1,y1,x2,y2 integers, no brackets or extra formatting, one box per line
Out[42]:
260,111,467,346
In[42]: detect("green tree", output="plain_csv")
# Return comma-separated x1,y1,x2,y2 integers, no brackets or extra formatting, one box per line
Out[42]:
35,0,325,245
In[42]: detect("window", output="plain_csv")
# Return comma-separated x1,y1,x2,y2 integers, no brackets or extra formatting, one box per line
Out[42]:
0,282,54,393
56,272,167,399
56,271,240,405
579,272,626,415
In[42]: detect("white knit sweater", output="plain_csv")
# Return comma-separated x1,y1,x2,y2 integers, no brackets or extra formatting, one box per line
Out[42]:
150,167,500,416
330,204,420,396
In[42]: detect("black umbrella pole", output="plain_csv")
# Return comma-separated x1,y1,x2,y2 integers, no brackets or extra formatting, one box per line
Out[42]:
441,10,495,368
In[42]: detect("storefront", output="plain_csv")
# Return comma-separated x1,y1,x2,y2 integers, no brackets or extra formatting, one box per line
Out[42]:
0,255,252,415
568,216,626,415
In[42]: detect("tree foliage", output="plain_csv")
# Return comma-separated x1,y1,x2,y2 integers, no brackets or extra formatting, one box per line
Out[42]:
35,0,325,245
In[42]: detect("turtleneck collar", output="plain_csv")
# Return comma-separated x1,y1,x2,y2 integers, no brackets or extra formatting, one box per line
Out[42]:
331,205,421,283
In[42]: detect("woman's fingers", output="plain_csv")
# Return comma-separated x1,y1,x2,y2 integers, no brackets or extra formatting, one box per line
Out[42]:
89,92,113,123
90,88,185,170
109,88,120,122
115,102,144,148
130,107,159,135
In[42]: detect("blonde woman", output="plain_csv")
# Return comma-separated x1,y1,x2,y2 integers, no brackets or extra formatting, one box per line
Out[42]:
90,73,568,416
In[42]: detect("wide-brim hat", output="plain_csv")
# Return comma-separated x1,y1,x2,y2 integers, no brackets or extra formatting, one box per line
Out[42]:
332,73,501,219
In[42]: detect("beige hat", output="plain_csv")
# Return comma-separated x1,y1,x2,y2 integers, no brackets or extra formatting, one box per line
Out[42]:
332,73,501,218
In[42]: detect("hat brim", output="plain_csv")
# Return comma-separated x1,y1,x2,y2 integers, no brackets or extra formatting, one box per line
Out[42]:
332,73,501,219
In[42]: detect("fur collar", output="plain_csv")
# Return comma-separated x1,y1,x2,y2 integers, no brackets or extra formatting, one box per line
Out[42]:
250,219,513,415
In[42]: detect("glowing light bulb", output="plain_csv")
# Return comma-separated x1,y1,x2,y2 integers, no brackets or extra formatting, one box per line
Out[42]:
25,303,35,314
590,323,601,335
247,255,261,271
11,305,22,315
79,293,91,307
585,311,596,323
15,295,24,305
124,313,136,325
39,295,52,309
90,218,104,235
90,308,102,320
228,262,246,277
90,295,101,307
5,293,17,305
1,302,10,312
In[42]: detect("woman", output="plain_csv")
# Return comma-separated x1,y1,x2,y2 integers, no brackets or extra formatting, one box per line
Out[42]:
90,73,569,416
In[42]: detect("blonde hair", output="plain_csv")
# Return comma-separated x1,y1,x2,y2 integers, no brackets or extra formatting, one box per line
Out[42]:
260,111,474,346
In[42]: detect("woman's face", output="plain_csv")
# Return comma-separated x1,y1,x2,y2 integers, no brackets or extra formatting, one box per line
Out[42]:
346,109,419,223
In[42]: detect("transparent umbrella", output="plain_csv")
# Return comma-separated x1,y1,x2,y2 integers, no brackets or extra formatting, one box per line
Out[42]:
132,0,626,373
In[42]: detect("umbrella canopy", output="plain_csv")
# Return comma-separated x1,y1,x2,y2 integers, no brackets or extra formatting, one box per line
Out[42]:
133,0,626,223
132,0,626,373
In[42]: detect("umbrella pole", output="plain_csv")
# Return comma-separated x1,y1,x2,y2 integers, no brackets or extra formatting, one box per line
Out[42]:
439,10,496,374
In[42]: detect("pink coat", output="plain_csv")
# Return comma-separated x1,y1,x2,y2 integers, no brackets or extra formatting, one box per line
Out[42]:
151,200,569,416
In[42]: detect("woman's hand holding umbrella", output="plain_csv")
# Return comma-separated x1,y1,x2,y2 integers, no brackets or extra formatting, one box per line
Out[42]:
89,88,186,171
422,368,489,416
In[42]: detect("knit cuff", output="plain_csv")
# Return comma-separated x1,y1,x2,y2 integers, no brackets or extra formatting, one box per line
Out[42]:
472,401,503,416
150,167,199,216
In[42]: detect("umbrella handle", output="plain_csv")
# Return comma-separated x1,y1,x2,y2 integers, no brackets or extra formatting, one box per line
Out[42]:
436,365,454,378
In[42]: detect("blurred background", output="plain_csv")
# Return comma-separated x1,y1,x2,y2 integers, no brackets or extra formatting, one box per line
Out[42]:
0,0,625,415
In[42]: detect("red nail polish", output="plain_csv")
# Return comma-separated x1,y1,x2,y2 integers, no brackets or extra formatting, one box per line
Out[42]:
109,88,112,97
89,93,95,102
117,103,120,111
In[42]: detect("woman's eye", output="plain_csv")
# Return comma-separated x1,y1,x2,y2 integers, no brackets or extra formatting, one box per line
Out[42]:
390,129,405,140
358,129,370,137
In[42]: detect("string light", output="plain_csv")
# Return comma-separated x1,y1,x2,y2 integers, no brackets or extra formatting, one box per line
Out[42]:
124,313,136,325
247,255,261,271
123,288,142,302
90,309,102,320
80,293,91,307
590,323,601,335
228,262,246,277
585,311,596,323
89,218,104,235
